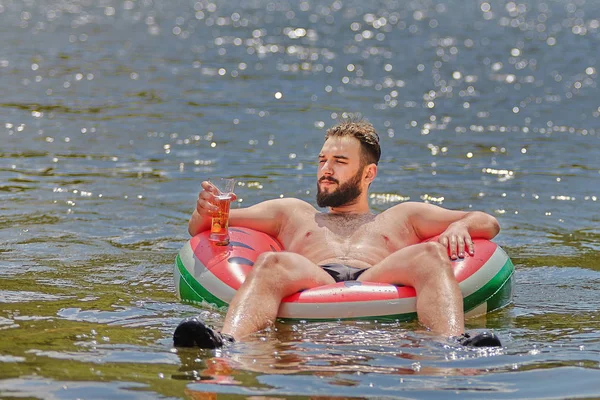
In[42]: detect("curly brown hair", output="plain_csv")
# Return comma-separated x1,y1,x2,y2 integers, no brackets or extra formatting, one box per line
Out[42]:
324,118,381,166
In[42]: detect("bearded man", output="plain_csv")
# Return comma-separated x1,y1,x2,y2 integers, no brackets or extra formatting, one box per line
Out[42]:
175,119,502,348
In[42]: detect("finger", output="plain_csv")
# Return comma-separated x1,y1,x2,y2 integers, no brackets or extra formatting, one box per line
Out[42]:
195,198,204,214
462,234,474,255
449,235,458,260
201,180,212,191
456,236,466,258
438,236,451,258
196,198,208,214
197,197,217,214
205,199,218,214
438,236,449,251
199,190,217,206
202,180,219,194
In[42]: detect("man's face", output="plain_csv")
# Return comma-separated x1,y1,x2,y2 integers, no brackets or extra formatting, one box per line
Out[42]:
316,136,365,208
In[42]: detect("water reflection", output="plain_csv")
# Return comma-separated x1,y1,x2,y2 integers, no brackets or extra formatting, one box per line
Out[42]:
176,321,502,383
1,0,600,398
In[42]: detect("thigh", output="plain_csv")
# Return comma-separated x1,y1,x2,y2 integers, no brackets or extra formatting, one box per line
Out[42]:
253,251,337,293
357,242,448,287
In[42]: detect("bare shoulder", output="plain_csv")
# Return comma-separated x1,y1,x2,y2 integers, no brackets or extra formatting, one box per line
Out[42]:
384,201,464,220
230,197,315,237
382,201,429,216
242,197,315,217
374,202,417,224
272,197,314,213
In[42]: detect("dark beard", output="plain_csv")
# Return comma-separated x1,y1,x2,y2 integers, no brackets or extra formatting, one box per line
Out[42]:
316,167,364,208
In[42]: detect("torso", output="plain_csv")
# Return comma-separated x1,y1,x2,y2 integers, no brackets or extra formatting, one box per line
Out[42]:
278,200,418,269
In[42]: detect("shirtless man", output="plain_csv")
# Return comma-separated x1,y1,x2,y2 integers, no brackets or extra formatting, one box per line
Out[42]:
174,119,502,348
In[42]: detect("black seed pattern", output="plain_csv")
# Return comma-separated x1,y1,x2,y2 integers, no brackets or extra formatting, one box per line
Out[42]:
228,257,254,266
228,241,255,250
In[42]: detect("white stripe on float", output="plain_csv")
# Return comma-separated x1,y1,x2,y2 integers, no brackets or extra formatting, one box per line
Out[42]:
458,247,508,297
173,261,183,301
278,297,417,319
173,241,195,301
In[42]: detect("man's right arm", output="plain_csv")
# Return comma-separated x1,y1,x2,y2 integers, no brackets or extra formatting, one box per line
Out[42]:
188,181,305,237
188,199,289,237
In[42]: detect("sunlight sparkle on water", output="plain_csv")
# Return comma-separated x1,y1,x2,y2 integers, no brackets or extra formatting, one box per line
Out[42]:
2,0,600,398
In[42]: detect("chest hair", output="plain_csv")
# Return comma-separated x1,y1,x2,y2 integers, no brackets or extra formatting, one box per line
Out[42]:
317,213,377,239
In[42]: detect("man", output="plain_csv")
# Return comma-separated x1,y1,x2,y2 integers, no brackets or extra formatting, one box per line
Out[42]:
174,119,502,348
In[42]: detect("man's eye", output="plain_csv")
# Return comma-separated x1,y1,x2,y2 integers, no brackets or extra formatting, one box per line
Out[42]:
318,160,326,163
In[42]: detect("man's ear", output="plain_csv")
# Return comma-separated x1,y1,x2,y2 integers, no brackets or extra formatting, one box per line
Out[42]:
365,164,377,182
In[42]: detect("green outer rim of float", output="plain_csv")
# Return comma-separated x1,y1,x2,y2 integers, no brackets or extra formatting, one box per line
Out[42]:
175,254,228,309
175,249,515,321
463,256,514,312
292,311,419,323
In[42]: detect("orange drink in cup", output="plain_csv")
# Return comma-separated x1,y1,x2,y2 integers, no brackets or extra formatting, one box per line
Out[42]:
208,178,236,245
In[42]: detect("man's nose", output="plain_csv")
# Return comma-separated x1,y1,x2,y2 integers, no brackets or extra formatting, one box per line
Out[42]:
321,161,333,174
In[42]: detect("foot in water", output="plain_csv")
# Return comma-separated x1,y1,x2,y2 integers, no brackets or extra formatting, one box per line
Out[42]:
172,319,501,349
173,317,234,349
457,331,502,347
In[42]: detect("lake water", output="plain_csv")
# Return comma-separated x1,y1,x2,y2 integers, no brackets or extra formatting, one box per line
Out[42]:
1,0,599,398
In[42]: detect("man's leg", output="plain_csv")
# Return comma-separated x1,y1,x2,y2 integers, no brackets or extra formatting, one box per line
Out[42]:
221,251,335,340
357,242,464,337
175,251,335,347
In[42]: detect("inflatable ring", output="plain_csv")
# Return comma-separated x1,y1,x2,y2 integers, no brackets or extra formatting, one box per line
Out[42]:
174,227,514,321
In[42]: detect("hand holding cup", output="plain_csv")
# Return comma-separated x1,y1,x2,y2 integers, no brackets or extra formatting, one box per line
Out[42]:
197,180,237,217
204,178,236,245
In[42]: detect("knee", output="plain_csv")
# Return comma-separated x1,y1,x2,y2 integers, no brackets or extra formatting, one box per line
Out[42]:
418,242,454,278
247,251,290,282
254,251,281,270
422,241,450,262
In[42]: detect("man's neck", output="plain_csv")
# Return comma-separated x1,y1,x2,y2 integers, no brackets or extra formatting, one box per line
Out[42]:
328,201,371,215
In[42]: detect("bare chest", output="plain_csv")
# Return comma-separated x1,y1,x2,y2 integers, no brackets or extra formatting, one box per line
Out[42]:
281,212,413,265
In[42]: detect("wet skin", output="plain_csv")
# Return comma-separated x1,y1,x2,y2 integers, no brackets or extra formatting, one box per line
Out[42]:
189,136,500,339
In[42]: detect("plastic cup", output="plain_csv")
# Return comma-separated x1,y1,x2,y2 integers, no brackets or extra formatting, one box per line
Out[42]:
208,178,236,245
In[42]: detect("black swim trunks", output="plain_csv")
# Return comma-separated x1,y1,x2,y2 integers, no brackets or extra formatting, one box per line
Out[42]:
320,263,368,282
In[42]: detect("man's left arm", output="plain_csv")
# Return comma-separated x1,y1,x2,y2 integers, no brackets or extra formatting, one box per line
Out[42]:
403,202,500,259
